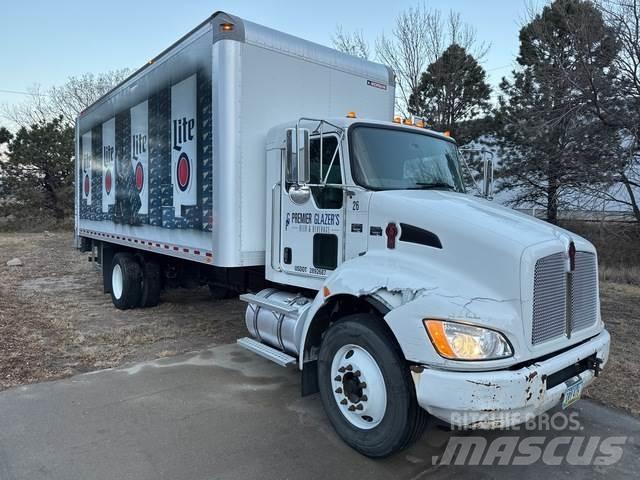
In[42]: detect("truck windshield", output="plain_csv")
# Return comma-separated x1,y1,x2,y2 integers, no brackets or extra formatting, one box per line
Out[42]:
349,126,465,192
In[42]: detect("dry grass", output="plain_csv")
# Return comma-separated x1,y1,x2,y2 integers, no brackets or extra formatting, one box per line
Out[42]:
585,282,640,417
560,220,640,287
0,231,246,390
560,220,640,266
599,265,640,286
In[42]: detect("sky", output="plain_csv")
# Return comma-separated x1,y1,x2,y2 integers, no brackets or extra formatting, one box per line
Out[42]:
0,0,535,121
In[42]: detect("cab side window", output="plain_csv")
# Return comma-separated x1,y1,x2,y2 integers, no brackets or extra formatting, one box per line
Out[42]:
309,136,343,209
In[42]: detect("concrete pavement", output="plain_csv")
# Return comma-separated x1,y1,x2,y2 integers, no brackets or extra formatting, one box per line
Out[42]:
0,344,637,479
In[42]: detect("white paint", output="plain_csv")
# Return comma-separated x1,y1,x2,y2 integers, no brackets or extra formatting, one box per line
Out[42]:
111,263,123,300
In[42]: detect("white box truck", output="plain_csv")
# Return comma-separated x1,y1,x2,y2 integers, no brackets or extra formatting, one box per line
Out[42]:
75,11,611,457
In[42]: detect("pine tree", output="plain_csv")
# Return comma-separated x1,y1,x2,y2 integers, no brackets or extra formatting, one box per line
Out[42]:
2,117,74,220
496,0,621,223
409,44,491,144
0,127,12,145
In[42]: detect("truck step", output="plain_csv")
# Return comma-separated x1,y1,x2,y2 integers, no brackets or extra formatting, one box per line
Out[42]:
237,337,297,367
239,293,299,315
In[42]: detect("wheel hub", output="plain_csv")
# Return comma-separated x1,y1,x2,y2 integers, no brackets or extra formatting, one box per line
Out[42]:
342,371,364,403
112,264,124,300
331,344,387,429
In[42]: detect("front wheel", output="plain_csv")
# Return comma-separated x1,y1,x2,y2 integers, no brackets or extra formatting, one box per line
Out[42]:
318,314,427,458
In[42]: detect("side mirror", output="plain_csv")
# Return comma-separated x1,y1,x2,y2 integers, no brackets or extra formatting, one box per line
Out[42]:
482,157,494,199
286,128,310,185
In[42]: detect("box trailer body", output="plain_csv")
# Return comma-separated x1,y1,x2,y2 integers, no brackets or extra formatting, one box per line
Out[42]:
75,12,394,267
76,11,610,458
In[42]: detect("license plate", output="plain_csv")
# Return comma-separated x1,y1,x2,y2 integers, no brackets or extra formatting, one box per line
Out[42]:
562,378,584,409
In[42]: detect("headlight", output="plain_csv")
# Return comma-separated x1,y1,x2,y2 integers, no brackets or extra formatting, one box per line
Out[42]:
424,320,513,360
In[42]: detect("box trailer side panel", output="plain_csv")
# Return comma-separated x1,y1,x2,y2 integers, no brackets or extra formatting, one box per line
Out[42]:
76,12,394,268
219,20,395,267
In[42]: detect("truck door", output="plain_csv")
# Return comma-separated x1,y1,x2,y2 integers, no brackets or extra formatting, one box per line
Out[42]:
281,134,344,278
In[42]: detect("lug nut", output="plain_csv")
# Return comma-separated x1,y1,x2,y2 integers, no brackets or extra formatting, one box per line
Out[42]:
348,405,356,412
335,387,343,394
340,399,348,405
354,370,361,377
361,395,368,401
359,382,367,389
356,404,364,410
334,375,342,381
338,367,345,373
346,364,353,371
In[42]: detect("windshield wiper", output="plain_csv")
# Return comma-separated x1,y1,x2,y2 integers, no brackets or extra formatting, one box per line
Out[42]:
412,182,456,191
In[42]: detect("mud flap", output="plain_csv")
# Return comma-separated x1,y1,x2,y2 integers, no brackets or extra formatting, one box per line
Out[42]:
301,360,319,396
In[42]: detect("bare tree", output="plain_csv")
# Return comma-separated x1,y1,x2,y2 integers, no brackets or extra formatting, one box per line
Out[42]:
595,0,640,220
1,69,131,128
332,26,369,59
0,84,52,128
375,4,489,115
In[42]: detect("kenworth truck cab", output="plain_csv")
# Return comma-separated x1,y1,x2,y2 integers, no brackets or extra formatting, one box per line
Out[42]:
74,11,610,459
239,115,610,457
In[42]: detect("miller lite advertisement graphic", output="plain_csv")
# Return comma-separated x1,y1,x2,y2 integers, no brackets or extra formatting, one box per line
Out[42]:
130,101,149,215
171,74,197,217
81,131,92,206
79,70,211,232
102,118,116,213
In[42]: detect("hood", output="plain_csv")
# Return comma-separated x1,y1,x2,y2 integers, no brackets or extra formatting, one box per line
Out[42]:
373,190,581,248
367,190,594,304
362,190,599,363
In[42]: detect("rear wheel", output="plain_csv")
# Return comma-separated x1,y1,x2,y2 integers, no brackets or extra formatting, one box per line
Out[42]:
110,253,142,310
318,314,427,457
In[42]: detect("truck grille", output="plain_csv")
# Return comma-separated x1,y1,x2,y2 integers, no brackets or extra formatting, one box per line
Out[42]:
570,252,598,332
532,251,598,345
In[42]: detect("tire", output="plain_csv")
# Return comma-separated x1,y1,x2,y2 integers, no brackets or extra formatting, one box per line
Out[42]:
208,284,235,300
318,314,428,458
110,253,142,310
139,258,161,308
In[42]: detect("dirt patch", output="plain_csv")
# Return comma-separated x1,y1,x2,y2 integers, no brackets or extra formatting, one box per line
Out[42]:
584,282,640,416
0,231,246,390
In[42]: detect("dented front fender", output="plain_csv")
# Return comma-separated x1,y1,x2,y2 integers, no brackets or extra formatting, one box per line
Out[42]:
297,250,522,369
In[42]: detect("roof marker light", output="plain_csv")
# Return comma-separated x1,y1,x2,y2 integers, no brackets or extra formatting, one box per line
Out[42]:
443,130,451,137
220,22,234,32
403,118,413,125
346,111,357,118
393,116,401,124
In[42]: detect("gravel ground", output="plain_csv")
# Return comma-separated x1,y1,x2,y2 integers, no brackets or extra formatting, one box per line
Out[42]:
0,231,638,417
